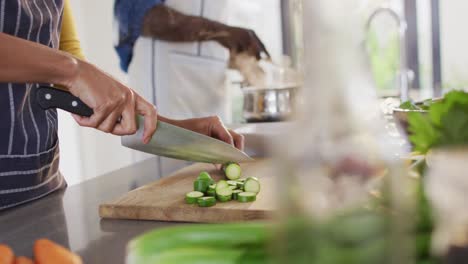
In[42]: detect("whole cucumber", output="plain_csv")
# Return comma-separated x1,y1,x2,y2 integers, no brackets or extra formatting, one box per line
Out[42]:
127,247,267,264
127,223,270,263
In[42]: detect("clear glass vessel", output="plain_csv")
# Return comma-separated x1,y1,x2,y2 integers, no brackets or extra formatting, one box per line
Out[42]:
273,1,416,263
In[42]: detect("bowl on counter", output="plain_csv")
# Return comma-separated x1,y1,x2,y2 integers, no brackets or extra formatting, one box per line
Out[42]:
242,84,297,123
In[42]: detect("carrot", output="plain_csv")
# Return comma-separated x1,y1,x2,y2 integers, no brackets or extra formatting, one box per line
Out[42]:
34,239,82,264
0,244,14,264
14,257,33,264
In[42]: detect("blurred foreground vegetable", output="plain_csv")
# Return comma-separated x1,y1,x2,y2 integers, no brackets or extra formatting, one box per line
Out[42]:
34,239,83,264
126,222,271,264
0,244,14,264
126,206,437,264
0,239,82,264
14,257,34,264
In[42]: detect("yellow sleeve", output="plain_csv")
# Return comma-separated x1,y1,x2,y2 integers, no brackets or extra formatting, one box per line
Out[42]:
59,0,85,60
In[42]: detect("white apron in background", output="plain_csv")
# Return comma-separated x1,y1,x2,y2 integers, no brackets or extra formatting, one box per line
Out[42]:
128,0,283,177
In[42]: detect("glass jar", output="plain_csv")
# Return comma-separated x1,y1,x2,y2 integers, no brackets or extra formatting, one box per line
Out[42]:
273,0,416,263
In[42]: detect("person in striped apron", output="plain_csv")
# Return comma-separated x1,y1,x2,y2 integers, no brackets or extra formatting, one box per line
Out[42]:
0,0,243,210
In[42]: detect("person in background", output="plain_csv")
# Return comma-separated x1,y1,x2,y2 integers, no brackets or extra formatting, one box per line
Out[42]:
114,0,270,121
0,0,242,210
114,0,271,175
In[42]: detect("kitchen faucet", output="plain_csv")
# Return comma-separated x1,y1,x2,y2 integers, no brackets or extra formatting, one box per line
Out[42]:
366,6,413,102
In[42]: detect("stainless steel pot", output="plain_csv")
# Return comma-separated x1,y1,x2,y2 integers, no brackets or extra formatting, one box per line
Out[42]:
242,85,297,122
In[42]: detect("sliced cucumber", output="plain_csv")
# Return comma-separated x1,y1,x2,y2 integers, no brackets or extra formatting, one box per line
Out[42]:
206,189,216,197
228,186,237,191
216,188,233,202
197,197,216,207
224,163,242,180
226,180,238,186
243,177,261,194
236,182,244,189
194,180,211,193
215,180,229,192
198,171,212,181
232,190,242,200
185,191,204,204
217,195,232,202
237,192,257,203
207,185,216,196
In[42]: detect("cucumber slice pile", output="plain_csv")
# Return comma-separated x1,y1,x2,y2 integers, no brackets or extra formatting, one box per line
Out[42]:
185,165,261,206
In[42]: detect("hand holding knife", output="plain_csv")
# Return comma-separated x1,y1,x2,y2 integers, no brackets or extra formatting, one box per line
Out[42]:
34,85,252,164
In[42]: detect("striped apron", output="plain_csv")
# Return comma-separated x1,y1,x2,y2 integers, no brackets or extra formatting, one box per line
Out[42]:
0,0,65,210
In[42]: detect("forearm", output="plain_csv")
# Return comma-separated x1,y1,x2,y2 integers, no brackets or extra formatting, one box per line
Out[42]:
0,33,78,88
141,5,229,42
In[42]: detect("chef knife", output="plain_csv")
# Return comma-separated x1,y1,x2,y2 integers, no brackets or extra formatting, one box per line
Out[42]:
33,85,253,164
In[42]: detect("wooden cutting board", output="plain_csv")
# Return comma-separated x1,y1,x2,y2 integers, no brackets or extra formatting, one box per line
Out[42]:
99,160,276,223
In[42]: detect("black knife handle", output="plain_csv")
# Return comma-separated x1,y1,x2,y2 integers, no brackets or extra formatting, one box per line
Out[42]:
35,85,94,117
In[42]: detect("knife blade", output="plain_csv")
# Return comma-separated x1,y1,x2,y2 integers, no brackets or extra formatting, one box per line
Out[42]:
34,85,253,164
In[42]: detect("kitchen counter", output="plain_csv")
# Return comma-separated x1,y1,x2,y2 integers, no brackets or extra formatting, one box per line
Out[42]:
0,122,286,263
0,158,181,263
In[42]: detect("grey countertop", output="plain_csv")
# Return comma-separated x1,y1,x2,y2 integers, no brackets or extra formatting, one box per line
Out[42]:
0,158,183,264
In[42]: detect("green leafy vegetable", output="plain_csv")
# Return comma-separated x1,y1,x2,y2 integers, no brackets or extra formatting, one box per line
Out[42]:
420,99,434,111
408,91,468,153
399,99,435,111
407,112,440,153
400,101,422,111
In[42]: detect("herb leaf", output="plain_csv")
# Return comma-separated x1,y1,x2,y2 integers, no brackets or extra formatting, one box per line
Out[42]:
400,101,421,110
407,91,468,153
